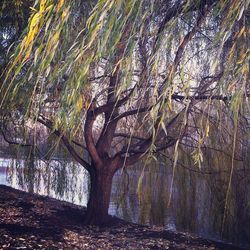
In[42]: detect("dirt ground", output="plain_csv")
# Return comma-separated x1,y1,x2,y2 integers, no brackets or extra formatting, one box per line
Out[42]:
0,185,245,250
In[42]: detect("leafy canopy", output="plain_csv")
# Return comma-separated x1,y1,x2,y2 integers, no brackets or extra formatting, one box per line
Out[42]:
0,0,249,149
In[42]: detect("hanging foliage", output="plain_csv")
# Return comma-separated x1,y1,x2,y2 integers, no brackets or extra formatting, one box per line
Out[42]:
0,0,249,225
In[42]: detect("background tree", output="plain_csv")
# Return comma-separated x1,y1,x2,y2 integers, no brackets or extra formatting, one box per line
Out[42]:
0,0,249,225
0,0,33,70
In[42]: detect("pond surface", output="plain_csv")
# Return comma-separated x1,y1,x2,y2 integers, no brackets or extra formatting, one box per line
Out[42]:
0,156,249,248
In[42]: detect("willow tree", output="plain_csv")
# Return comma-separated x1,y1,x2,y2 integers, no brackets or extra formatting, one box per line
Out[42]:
0,0,249,224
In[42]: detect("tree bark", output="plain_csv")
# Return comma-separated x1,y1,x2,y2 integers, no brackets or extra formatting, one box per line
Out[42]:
84,166,115,225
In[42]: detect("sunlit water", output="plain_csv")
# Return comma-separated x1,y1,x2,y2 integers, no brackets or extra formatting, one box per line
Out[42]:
0,156,249,248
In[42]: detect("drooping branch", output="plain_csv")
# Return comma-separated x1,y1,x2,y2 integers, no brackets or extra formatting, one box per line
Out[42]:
93,85,136,116
134,6,209,162
120,138,177,167
37,116,92,172
85,3,212,165
112,77,228,125
114,133,147,141
89,74,111,82
71,139,87,149
167,5,208,83
116,111,183,168
172,94,232,102
113,105,153,122
0,128,32,147
155,0,218,45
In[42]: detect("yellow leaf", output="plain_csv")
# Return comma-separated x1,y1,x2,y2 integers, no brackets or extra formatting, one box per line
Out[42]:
30,7,38,12
47,30,61,51
61,8,69,20
26,12,42,48
237,26,245,38
34,46,42,65
30,12,42,29
45,4,54,12
237,48,246,64
40,0,47,12
22,46,32,63
227,43,236,64
76,97,83,111
167,96,172,111
57,0,64,12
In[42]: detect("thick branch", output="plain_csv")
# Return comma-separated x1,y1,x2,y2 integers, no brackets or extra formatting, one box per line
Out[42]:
121,138,177,167
37,116,92,172
95,25,133,157
117,112,183,167
84,110,102,167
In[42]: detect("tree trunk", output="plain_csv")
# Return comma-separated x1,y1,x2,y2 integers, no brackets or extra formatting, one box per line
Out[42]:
84,167,115,225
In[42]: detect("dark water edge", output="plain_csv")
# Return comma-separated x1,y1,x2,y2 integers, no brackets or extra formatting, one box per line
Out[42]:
0,157,250,249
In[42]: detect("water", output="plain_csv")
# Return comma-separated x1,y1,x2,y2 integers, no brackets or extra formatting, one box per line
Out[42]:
0,157,88,206
0,156,249,248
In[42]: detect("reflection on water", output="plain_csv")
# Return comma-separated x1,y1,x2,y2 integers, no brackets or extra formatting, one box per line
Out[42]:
0,156,249,248
0,157,88,206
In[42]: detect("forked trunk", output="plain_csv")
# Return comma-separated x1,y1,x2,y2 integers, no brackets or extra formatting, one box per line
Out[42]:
84,167,115,225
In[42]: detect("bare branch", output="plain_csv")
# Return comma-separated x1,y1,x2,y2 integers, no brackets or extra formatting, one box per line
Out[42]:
84,110,102,167
114,133,147,141
37,116,92,172
0,128,32,147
